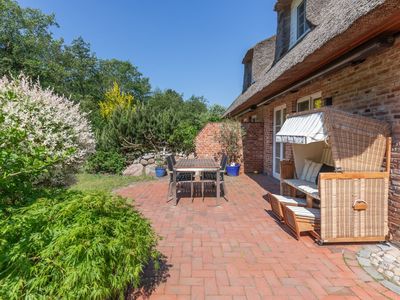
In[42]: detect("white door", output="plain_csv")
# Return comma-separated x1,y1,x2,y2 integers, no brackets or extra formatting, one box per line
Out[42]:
273,105,287,179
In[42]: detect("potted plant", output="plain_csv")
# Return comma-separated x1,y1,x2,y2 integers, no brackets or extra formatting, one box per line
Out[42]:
218,120,245,176
155,159,166,177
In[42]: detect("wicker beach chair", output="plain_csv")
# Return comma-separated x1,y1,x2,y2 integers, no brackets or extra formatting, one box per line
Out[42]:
282,205,321,240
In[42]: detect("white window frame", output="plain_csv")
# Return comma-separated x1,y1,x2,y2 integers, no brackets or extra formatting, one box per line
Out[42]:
251,115,257,123
289,0,310,48
296,92,322,112
273,104,287,179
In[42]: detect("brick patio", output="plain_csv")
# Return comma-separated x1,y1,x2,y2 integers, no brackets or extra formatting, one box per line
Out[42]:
117,175,397,299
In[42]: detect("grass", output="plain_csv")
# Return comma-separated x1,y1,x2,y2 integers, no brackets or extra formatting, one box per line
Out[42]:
70,173,153,193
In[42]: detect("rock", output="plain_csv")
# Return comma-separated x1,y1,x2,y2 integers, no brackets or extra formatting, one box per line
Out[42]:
133,158,140,164
383,254,396,264
145,164,156,176
140,159,149,166
148,158,155,164
123,163,144,176
385,270,394,278
358,249,371,258
357,256,371,267
143,154,154,160
394,267,400,276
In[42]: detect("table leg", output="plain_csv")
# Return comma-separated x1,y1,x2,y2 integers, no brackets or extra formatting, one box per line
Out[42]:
216,170,220,205
173,170,177,205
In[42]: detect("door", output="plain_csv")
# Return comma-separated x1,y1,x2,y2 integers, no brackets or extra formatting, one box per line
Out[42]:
273,105,287,179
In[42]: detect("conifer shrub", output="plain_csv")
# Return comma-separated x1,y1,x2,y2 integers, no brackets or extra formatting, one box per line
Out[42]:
0,190,159,299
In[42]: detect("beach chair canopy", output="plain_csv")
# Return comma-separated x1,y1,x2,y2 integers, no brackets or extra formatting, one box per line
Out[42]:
276,108,390,172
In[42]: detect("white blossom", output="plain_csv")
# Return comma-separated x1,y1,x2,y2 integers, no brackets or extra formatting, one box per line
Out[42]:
0,75,95,185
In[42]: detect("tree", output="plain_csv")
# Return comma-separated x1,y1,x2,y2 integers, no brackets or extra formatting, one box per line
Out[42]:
99,82,134,118
98,59,151,101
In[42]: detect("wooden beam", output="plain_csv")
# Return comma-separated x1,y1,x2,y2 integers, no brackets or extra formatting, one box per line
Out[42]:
320,172,389,180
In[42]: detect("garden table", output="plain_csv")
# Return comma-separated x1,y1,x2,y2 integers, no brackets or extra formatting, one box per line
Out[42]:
172,158,220,205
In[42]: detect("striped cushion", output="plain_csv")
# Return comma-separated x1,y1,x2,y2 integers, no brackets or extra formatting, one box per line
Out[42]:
287,206,321,219
321,146,334,166
300,159,322,183
271,194,307,206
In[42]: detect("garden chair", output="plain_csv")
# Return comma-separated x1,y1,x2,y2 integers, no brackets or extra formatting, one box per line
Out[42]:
201,154,228,199
166,155,193,201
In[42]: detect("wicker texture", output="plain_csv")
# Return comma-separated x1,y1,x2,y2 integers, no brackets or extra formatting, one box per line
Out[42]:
320,177,389,240
322,108,390,172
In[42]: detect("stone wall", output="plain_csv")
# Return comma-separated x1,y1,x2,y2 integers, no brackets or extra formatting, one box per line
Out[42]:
237,36,400,241
195,122,264,173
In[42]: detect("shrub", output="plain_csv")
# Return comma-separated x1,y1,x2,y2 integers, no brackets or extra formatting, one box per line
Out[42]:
0,190,159,299
218,120,245,164
85,150,127,174
0,75,95,197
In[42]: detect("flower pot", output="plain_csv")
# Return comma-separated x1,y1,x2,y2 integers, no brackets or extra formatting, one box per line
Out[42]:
226,164,240,176
155,166,166,177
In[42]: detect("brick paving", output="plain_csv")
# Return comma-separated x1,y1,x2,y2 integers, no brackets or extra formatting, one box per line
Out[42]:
117,174,398,300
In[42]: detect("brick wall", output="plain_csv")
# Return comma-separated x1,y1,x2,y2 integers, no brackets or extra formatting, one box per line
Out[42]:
195,122,264,173
195,123,223,160
236,36,400,240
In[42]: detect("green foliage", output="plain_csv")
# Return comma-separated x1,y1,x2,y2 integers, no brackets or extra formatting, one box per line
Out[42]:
85,150,127,175
70,173,152,193
0,0,150,127
98,90,226,156
0,190,159,299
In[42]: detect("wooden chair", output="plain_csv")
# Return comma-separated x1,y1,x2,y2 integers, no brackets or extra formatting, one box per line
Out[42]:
268,193,307,222
282,205,321,240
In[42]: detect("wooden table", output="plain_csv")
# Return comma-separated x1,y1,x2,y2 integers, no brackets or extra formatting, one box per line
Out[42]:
173,158,220,205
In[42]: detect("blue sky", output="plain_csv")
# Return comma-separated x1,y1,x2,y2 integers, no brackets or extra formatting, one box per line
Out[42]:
18,0,277,107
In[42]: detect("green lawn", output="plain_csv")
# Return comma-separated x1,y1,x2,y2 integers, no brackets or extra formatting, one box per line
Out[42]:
70,173,153,193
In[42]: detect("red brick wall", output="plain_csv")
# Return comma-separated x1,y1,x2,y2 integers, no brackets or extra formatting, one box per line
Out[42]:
195,123,223,160
236,36,400,240
242,122,264,173
195,122,264,173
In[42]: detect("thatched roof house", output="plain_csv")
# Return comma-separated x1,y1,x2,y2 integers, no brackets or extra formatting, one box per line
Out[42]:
218,0,400,242
225,0,400,117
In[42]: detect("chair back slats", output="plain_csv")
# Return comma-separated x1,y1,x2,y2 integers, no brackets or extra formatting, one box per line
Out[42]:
171,155,177,165
166,155,174,172
220,154,228,170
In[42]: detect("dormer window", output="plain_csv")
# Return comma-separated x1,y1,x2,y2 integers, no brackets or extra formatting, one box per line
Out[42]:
290,0,310,47
297,1,306,38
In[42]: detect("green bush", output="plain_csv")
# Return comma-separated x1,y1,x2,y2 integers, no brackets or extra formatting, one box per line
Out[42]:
85,150,127,174
0,191,159,299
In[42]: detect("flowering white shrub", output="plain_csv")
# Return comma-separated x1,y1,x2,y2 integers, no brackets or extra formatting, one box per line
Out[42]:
0,75,95,188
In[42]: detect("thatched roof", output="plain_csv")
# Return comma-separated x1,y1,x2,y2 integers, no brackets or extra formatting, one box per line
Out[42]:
225,0,400,117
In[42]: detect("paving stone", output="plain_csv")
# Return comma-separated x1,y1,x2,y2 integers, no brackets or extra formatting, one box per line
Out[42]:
381,280,400,295
358,249,371,258
363,266,384,280
357,256,371,267
115,174,395,298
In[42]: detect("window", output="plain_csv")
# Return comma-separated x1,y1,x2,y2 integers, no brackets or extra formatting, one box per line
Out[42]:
297,1,306,39
297,92,323,112
290,0,310,47
243,62,253,92
251,115,257,123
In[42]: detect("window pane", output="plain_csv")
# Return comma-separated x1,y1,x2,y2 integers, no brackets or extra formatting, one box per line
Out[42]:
275,110,281,126
313,98,323,109
297,100,310,112
297,1,306,38
276,142,281,157
275,159,281,174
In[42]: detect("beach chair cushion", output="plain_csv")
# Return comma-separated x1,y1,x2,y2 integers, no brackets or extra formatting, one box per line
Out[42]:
286,206,321,219
271,194,307,206
300,159,322,183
